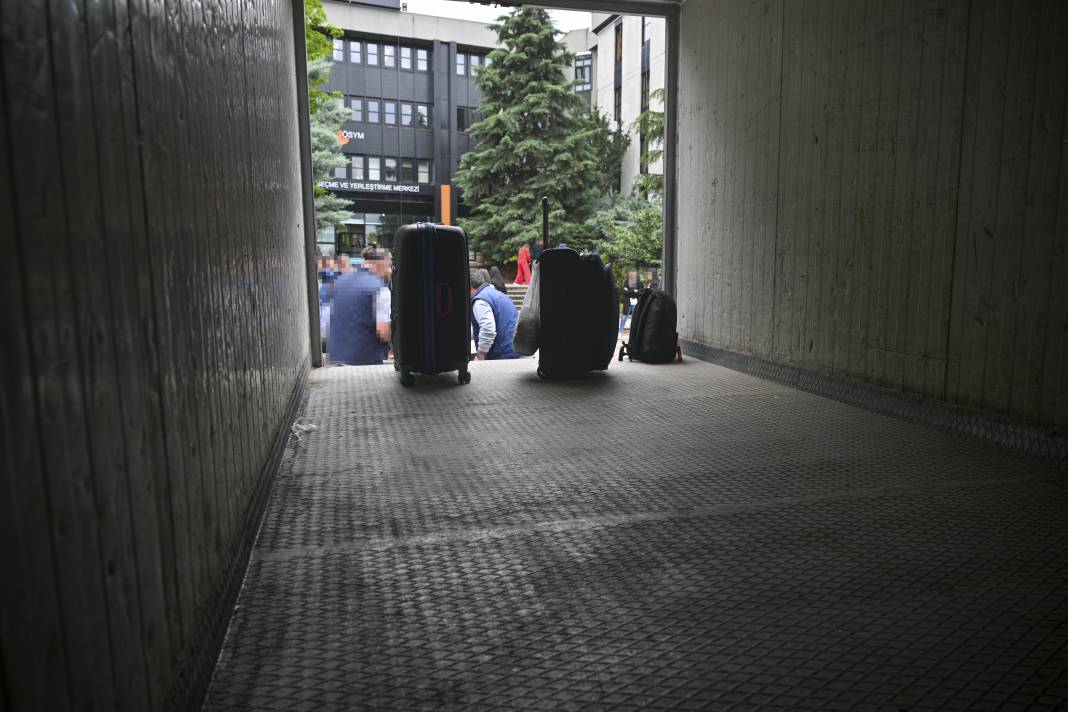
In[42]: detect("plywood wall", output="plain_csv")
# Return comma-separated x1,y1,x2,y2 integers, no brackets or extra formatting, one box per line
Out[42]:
0,1,310,709
676,0,1068,428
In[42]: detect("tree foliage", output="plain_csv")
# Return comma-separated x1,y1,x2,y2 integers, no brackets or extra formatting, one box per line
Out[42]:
631,87,665,196
454,8,609,264
587,193,662,279
305,0,342,112
304,0,351,230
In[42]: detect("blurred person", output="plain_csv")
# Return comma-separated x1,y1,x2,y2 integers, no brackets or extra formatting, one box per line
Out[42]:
329,247,390,365
336,253,351,274
489,266,508,294
619,269,643,332
645,268,660,291
318,267,338,354
515,242,531,285
470,269,519,360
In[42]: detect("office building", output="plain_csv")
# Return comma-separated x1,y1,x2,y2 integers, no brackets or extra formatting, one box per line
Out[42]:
316,0,498,254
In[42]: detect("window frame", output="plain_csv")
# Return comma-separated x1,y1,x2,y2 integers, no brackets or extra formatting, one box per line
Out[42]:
368,156,381,181
383,43,396,68
366,42,379,66
456,52,466,76
416,47,429,72
399,158,415,183
350,97,363,122
416,103,430,129
366,99,380,124
469,54,481,73
349,39,362,64
400,103,413,127
351,154,365,180
417,160,431,184
332,38,344,62
384,101,396,126
383,157,398,182
400,46,412,71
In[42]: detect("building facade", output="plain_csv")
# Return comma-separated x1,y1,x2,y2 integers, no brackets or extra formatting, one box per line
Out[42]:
315,3,667,255
317,0,498,255
584,13,666,194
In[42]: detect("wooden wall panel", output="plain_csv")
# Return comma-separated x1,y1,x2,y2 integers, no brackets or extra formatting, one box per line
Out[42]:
1,0,311,709
677,0,1068,428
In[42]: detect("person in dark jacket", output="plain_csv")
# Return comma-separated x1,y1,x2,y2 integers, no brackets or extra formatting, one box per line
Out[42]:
329,248,390,365
489,266,508,294
470,269,519,360
619,270,643,332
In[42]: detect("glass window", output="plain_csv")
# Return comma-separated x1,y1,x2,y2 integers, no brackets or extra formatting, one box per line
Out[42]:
400,103,412,127
400,46,412,70
366,42,378,66
641,72,650,112
484,54,491,67
351,155,364,180
384,101,396,125
575,56,591,92
350,97,363,122
367,100,379,124
333,38,344,61
614,87,621,123
470,54,481,73
456,52,466,76
456,106,468,132
417,160,431,184
368,157,381,181
349,39,361,64
614,23,623,62
333,161,346,178
416,104,430,129
642,16,653,45
416,48,429,71
383,44,395,68
400,159,415,183
383,157,397,182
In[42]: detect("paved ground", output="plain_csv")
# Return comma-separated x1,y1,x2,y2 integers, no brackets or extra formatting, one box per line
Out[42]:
204,356,1068,711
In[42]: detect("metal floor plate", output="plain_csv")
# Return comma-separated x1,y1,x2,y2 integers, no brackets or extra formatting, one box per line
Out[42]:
204,358,1068,711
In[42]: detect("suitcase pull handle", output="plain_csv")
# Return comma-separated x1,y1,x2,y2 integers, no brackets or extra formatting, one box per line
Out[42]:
435,282,453,316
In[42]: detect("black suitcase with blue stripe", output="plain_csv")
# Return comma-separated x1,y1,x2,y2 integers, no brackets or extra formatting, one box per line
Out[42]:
391,223,472,386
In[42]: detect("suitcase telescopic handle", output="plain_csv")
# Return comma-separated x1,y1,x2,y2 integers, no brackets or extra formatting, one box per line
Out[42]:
542,196,549,251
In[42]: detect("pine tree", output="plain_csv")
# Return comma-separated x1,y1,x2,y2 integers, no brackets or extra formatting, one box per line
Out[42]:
455,8,606,264
305,0,352,231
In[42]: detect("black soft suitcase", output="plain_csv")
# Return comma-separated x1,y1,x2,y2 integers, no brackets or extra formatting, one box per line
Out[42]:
391,223,472,386
536,199,618,378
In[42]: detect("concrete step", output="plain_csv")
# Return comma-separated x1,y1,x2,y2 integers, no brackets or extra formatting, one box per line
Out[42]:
506,282,528,309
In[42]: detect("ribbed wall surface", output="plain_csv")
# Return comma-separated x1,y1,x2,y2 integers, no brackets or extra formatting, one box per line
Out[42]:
0,1,310,710
676,0,1068,428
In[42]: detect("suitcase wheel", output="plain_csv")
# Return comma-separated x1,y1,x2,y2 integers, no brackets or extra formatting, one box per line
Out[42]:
399,367,415,387
458,368,471,385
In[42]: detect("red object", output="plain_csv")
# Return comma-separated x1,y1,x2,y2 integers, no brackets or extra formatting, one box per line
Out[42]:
515,244,532,285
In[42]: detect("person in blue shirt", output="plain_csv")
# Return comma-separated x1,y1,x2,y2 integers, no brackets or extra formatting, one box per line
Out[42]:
470,269,519,360
329,248,391,366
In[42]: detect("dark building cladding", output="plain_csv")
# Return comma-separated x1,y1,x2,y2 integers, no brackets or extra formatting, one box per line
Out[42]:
317,25,493,256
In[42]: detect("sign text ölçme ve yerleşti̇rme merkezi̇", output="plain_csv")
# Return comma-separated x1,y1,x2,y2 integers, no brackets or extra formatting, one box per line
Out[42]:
319,180,423,193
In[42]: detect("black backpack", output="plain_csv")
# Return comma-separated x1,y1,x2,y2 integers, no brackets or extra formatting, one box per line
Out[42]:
618,288,682,363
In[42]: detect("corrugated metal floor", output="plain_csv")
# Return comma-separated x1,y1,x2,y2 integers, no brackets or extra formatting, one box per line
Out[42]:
204,357,1068,711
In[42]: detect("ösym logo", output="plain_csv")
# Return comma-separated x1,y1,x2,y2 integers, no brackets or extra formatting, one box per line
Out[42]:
336,129,365,145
